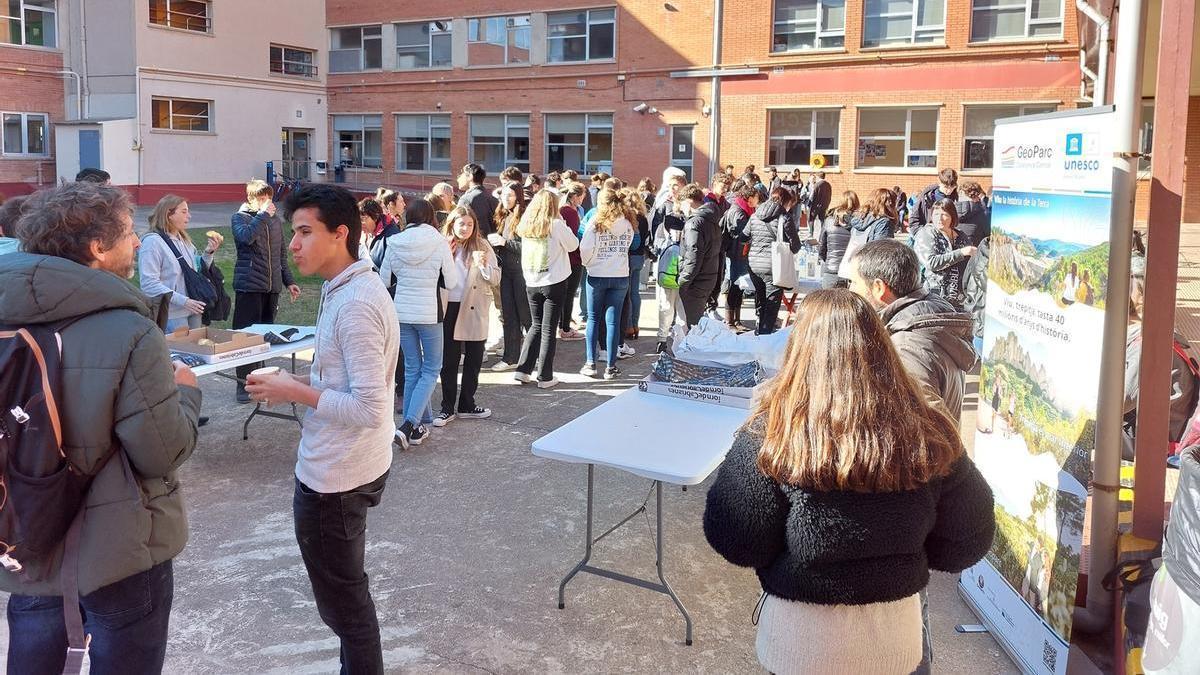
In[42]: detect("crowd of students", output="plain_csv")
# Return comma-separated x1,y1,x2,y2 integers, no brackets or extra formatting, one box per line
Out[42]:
0,159,1008,674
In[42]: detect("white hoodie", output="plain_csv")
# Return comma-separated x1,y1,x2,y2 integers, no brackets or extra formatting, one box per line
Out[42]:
580,216,634,278
380,223,460,324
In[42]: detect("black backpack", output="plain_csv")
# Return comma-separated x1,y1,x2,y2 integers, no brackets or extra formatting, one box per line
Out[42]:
0,320,117,673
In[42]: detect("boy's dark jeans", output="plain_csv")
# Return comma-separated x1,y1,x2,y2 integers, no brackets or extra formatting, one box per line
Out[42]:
7,560,175,675
294,471,389,675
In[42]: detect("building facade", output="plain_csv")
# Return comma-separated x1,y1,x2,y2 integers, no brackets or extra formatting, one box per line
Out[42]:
324,0,718,193
0,0,65,196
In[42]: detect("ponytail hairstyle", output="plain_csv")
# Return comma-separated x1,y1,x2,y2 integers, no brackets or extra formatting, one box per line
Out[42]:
590,188,625,234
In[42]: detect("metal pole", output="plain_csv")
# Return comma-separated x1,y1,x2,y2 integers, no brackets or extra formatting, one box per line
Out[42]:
707,0,723,183
1074,0,1146,634
1134,0,1193,543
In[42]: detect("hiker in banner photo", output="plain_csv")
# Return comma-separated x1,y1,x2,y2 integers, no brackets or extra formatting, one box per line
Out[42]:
1,181,201,674
231,178,301,403
244,184,398,675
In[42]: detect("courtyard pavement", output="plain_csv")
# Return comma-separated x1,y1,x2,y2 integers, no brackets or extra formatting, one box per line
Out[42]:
0,293,1020,674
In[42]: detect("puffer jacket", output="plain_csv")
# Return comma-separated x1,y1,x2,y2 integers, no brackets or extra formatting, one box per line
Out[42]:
850,212,896,243
704,419,995,605
747,199,801,287
913,226,972,308
380,223,460,324
818,213,853,276
881,290,978,420
955,199,991,247
678,201,722,291
961,237,990,340
911,184,958,229
0,253,201,596
231,203,294,294
722,197,754,281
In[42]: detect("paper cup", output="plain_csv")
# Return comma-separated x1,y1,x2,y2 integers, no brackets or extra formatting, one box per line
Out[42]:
248,366,281,383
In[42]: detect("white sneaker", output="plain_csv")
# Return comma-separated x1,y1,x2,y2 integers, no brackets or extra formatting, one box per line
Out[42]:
537,377,559,389
491,360,517,372
580,363,598,377
618,344,635,358
513,371,534,384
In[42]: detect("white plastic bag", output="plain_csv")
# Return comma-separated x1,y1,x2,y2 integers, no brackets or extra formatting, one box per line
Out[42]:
772,216,798,290
672,317,791,373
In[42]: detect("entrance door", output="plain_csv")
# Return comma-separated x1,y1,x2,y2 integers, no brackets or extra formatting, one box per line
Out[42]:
282,129,311,180
79,129,101,171
670,125,694,182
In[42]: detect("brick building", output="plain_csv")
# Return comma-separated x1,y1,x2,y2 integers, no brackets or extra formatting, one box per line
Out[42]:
0,1,65,196
324,0,718,193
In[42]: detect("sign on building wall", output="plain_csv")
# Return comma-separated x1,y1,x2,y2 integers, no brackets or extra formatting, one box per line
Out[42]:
960,108,1115,675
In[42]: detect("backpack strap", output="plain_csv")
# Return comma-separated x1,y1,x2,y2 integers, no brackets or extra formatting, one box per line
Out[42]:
61,506,89,674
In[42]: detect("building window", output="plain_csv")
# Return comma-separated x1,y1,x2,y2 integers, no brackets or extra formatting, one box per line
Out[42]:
270,45,317,78
395,20,452,69
467,15,531,66
962,104,1056,169
148,0,210,33
1138,101,1154,174
329,25,382,73
333,115,382,168
469,114,530,174
1,112,49,156
772,0,845,52
768,109,840,168
856,107,938,169
862,0,944,47
150,97,211,132
395,114,450,173
545,113,613,174
0,0,57,47
970,0,1062,42
547,8,616,62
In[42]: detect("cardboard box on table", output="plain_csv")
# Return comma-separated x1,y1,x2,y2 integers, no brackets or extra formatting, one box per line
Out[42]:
637,374,754,410
166,327,269,365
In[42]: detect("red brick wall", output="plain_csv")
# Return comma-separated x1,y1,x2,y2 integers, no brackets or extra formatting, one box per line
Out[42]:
0,45,64,195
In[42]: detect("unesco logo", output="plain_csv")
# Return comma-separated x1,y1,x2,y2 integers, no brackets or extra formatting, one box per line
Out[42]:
1065,133,1084,156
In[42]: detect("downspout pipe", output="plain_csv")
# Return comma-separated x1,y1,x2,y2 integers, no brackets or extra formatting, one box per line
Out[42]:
56,70,82,120
1076,0,1112,105
1073,0,1145,635
708,0,723,182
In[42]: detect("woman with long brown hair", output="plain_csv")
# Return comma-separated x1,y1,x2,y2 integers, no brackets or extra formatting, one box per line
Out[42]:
704,289,994,675
818,190,858,289
746,185,801,334
851,187,900,243
139,194,223,331
435,206,500,426
515,189,579,387
579,188,634,379
488,185,531,370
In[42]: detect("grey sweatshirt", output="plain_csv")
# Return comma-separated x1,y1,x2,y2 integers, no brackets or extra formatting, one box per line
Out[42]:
295,259,400,493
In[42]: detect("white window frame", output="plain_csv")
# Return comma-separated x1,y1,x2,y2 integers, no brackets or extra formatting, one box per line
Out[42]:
856,106,939,170
767,108,841,168
270,44,318,78
468,114,530,174
546,8,616,63
862,0,945,48
544,113,613,174
1,112,50,156
962,103,1056,170
147,0,211,34
969,0,1063,43
466,14,532,66
150,97,211,133
332,114,383,169
329,25,383,73
394,113,451,174
0,0,57,48
772,0,846,52
394,20,452,70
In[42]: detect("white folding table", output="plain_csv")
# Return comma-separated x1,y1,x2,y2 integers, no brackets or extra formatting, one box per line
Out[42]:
188,324,315,440
532,387,748,645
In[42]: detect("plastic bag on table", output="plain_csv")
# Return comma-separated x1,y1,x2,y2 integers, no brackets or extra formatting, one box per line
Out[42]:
671,316,792,373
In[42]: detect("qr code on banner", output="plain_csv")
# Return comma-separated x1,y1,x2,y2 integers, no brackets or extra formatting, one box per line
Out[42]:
1042,640,1058,672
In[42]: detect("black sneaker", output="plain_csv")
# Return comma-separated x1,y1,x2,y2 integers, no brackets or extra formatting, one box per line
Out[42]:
198,416,209,427
603,366,620,380
432,411,455,427
236,386,252,404
409,424,429,445
457,406,492,419
395,421,413,450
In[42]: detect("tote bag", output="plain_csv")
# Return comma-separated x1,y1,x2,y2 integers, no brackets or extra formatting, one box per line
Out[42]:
836,226,871,279
770,217,798,290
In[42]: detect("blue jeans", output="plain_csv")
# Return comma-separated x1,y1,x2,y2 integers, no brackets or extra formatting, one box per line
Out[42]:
7,560,174,674
585,275,629,367
164,314,201,333
399,323,441,426
625,254,645,335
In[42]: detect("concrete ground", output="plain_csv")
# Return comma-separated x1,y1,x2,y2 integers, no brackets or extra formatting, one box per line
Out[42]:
0,291,1019,674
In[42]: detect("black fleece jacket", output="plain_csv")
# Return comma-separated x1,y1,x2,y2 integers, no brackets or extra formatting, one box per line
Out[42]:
703,422,995,605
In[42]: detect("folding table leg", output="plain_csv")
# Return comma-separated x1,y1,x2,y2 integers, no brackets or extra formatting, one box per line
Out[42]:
655,480,693,646
558,463,594,609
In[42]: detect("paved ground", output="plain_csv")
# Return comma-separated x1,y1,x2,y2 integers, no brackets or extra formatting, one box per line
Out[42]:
0,292,1020,674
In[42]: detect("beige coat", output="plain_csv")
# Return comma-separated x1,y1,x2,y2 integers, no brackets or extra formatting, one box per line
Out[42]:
442,248,501,342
